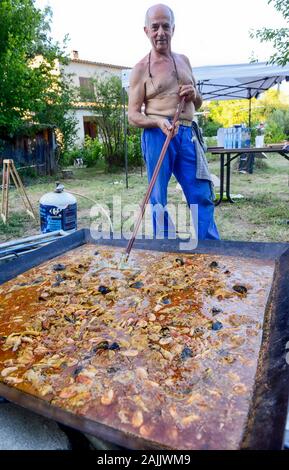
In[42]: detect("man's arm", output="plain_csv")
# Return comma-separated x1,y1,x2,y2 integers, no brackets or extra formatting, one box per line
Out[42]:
128,63,157,128
128,63,175,136
192,74,203,110
179,55,203,110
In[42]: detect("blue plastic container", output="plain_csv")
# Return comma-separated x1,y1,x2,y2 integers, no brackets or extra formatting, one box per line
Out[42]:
39,184,77,233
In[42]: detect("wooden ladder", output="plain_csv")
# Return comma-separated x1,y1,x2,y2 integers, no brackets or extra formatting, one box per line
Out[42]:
1,159,37,224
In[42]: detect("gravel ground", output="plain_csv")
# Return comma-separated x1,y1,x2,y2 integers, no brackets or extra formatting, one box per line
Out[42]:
0,402,70,450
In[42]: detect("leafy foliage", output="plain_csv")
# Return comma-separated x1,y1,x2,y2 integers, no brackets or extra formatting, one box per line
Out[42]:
81,76,143,171
0,0,77,151
200,89,289,139
264,108,289,142
127,128,143,167
198,116,221,137
251,0,289,65
88,76,125,169
202,100,255,129
61,136,103,168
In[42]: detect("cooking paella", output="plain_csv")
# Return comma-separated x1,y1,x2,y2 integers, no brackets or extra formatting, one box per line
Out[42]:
0,244,275,449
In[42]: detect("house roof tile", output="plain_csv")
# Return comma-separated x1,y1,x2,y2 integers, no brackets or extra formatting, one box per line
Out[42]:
70,59,131,70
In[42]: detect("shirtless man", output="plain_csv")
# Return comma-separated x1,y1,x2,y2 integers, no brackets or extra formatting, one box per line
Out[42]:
128,3,219,240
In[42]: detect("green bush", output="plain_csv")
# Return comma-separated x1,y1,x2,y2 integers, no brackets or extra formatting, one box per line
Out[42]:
61,147,81,167
203,120,220,137
60,136,103,168
127,131,142,167
82,136,103,167
265,121,286,143
204,136,218,147
264,109,289,143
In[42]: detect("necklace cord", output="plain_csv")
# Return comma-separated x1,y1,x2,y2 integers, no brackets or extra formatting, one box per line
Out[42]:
148,51,180,85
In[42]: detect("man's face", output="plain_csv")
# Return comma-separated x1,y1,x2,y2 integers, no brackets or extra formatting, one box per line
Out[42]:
144,7,174,53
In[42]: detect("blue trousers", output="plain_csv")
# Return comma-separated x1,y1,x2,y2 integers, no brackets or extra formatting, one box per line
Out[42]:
141,125,220,240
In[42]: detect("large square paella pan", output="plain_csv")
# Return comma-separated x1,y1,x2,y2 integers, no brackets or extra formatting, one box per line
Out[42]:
0,230,288,450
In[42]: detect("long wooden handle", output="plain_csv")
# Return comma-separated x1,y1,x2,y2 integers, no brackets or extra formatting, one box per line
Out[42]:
125,96,186,258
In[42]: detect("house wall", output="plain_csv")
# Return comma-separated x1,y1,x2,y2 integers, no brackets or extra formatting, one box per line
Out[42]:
63,61,122,87
62,58,127,146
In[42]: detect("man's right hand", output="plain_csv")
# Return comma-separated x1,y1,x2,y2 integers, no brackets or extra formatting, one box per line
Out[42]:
156,117,179,137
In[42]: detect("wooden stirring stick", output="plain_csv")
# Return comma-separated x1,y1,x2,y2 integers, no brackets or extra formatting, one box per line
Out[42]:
124,96,186,261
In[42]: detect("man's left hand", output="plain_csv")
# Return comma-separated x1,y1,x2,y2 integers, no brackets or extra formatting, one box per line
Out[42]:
179,84,197,103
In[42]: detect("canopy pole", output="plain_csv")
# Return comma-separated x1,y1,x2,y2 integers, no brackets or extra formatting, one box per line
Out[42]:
248,88,252,130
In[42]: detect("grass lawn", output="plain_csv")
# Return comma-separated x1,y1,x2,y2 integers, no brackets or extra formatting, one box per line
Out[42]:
0,153,288,243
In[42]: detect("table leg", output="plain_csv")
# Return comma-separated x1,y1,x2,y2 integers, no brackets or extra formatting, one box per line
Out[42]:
279,151,289,161
215,154,224,206
226,153,235,203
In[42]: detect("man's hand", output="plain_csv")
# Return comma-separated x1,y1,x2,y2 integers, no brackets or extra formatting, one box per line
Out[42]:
179,84,197,103
156,117,179,137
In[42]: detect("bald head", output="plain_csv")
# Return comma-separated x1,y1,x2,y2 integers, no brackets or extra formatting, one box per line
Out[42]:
145,4,175,28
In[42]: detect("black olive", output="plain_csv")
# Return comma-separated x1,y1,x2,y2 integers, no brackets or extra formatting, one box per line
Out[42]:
109,342,120,350
53,263,66,271
175,258,184,266
224,270,231,275
181,346,193,361
161,297,171,305
94,251,99,255
130,281,144,289
233,285,247,295
107,367,120,374
212,321,223,331
209,261,218,268
32,277,44,284
212,307,223,316
64,315,75,324
160,327,170,337
73,366,83,377
98,285,111,295
52,281,61,287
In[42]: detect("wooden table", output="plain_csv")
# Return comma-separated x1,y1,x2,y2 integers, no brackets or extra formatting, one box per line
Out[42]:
208,146,289,205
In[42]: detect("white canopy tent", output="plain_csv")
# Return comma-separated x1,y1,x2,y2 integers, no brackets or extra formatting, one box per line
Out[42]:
193,62,289,101
193,62,289,127
122,61,289,126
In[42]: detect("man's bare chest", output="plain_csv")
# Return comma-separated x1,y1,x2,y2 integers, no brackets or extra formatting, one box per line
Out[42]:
145,60,192,100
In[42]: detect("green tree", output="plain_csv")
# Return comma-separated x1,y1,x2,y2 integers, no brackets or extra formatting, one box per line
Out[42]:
256,88,289,120
205,99,254,128
265,108,289,142
197,113,221,137
252,0,289,65
88,76,125,169
127,128,142,167
0,0,77,151
202,88,289,129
